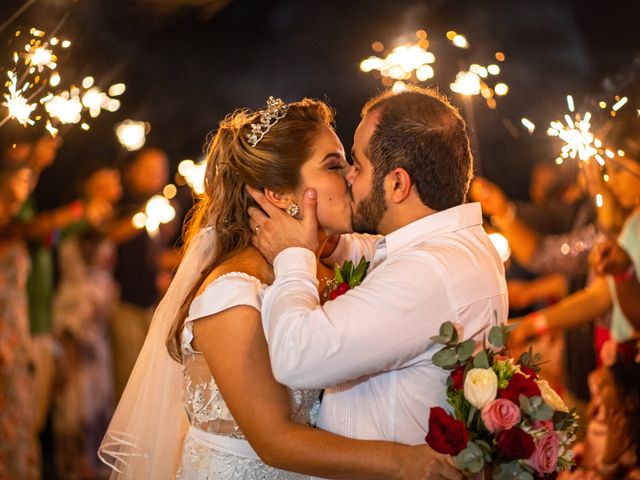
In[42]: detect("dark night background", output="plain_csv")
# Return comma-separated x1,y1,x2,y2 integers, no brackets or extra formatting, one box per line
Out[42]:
2,0,640,209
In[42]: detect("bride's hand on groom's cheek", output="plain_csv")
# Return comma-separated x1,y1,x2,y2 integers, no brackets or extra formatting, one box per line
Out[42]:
246,186,319,264
398,445,463,480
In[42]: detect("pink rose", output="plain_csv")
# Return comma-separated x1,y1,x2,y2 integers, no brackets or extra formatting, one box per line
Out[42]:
527,431,560,474
481,398,521,433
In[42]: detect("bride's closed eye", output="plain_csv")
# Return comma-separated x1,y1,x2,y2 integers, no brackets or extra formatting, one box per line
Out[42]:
328,161,347,172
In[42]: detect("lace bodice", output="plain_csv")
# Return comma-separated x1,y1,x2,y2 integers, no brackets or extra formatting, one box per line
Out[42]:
180,272,321,439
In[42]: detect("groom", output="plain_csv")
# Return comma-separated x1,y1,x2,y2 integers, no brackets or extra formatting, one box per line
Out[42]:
248,87,507,474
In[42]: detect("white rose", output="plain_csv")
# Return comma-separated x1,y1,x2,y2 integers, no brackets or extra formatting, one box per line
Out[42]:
535,379,569,412
463,368,498,409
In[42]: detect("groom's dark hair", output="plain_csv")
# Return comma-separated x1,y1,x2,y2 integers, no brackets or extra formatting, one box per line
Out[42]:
361,86,473,211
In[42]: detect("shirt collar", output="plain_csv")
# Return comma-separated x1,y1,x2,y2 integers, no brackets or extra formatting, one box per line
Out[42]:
380,202,483,257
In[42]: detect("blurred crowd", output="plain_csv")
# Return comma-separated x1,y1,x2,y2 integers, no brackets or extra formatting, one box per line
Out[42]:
0,131,185,479
1,116,639,479
471,120,640,479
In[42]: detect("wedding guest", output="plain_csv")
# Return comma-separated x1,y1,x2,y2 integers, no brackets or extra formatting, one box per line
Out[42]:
560,339,640,479
51,168,122,479
0,159,39,480
105,148,172,398
510,139,640,345
473,159,628,423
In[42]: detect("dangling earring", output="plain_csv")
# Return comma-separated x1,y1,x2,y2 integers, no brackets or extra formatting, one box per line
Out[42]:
286,202,300,217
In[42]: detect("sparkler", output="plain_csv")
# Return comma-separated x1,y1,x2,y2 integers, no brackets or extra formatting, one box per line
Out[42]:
132,194,176,237
359,29,508,109
546,95,598,162
2,71,37,125
1,26,124,134
450,57,507,109
178,158,207,195
115,120,149,151
488,232,511,263
360,29,436,89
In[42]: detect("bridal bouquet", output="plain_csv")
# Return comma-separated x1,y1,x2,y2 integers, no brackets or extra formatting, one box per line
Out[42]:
324,257,369,300
426,322,578,479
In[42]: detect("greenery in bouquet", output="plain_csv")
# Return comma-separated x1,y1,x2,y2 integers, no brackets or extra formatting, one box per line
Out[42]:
425,321,579,479
324,257,370,300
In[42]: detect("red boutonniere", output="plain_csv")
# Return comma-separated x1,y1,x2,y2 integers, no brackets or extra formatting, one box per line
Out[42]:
324,257,369,300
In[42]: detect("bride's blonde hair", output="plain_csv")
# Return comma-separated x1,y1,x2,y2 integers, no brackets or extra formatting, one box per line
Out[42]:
167,98,334,362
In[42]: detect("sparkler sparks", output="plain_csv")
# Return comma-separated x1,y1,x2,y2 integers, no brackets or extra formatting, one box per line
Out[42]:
132,195,176,236
24,44,57,71
450,70,481,95
360,43,436,81
1,26,124,134
547,96,598,162
488,233,511,263
43,89,83,124
2,71,37,125
521,117,536,134
115,120,149,151
359,29,507,109
178,158,207,195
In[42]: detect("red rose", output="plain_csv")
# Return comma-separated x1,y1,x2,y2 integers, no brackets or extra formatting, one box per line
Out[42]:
328,281,350,300
425,407,469,455
519,365,538,379
450,365,466,390
496,427,536,460
499,373,541,405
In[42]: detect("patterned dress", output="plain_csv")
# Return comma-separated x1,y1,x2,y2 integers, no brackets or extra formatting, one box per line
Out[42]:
0,239,38,479
177,272,320,479
51,234,117,479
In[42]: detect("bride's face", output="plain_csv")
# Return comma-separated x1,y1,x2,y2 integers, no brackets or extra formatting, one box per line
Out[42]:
295,124,352,236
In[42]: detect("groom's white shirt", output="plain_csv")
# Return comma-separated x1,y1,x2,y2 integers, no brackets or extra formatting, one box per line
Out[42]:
261,202,508,444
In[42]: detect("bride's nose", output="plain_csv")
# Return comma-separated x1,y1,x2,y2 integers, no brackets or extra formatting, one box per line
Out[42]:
344,165,356,186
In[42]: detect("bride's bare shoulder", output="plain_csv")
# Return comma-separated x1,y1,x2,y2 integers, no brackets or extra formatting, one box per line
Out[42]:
197,248,273,296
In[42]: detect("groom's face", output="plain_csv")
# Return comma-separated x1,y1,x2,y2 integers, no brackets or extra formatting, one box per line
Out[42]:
348,110,388,235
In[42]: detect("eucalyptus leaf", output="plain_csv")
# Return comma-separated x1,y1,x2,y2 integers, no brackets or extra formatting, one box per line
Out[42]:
488,326,505,348
440,322,455,341
450,326,459,344
529,396,543,409
430,335,451,344
493,461,534,480
458,339,476,362
433,347,460,368
530,403,554,421
476,440,492,457
473,350,490,369
455,442,485,475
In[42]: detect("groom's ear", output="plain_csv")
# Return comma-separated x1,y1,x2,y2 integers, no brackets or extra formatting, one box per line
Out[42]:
386,167,413,204
263,188,293,209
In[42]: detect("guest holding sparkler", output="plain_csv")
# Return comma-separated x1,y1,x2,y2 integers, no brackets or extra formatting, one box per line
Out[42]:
104,147,174,399
509,122,640,354
470,157,624,420
51,167,122,479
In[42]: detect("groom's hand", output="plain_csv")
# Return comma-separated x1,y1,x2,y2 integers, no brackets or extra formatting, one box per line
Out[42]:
247,186,319,264
399,445,462,480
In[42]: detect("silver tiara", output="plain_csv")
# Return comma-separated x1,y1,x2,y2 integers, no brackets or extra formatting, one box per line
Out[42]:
246,96,289,147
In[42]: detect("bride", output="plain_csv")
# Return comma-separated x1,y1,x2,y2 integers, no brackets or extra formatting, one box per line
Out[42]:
99,97,459,479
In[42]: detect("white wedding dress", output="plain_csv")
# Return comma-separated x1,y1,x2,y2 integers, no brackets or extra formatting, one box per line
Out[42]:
176,272,321,479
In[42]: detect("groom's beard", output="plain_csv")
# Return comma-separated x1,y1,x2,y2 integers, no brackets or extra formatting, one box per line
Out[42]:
351,180,387,235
